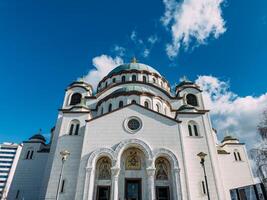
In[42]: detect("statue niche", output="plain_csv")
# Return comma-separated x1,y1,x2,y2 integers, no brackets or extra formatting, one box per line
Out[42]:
97,157,111,180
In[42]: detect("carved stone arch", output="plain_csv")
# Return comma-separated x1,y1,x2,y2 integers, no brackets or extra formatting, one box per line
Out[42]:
114,139,153,167
153,148,179,169
86,148,115,169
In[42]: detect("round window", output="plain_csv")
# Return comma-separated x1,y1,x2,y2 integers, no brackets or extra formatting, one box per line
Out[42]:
127,119,140,131
124,116,142,133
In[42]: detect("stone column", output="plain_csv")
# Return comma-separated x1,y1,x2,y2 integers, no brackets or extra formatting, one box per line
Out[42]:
83,167,95,200
111,167,120,200
146,167,156,200
173,168,182,200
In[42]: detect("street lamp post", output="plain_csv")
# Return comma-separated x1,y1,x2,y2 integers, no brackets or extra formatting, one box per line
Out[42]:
55,150,70,200
197,152,210,200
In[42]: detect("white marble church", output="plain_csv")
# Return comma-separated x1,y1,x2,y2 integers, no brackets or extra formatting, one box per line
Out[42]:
8,61,266,200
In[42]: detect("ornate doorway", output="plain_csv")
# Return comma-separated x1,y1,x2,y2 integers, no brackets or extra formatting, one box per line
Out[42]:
125,179,142,200
96,186,110,200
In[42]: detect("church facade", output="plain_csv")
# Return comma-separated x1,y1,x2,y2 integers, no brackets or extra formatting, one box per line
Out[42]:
8,62,265,200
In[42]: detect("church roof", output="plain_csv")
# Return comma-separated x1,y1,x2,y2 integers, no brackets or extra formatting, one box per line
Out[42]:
107,63,161,77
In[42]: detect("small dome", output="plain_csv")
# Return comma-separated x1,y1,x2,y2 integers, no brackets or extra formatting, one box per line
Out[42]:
107,63,161,77
221,135,238,143
29,134,46,142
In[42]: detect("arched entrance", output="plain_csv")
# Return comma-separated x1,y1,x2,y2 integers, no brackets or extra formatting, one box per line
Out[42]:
84,140,182,200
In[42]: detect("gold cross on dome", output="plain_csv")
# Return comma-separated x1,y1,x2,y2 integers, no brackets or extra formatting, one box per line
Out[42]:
131,57,138,63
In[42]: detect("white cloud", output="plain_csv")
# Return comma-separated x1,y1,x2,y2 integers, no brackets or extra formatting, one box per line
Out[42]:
148,35,159,45
196,75,267,148
143,49,150,58
113,45,126,57
129,31,158,58
162,0,226,58
83,55,123,90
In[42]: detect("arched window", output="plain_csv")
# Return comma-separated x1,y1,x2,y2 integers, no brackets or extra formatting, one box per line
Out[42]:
156,104,160,112
105,82,108,88
70,93,82,105
112,78,116,83
186,94,198,106
153,78,156,83
188,121,199,137
143,76,147,83
122,76,126,83
132,100,136,104
25,149,34,160
101,107,104,115
69,120,80,135
108,104,112,112
188,125,193,136
97,157,112,180
144,101,149,108
155,157,169,180
132,75,137,81
119,101,123,108
234,150,242,161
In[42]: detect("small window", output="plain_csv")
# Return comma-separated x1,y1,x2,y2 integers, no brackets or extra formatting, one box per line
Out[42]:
234,152,238,161
188,121,199,137
132,100,136,104
112,78,116,83
69,120,80,135
132,75,137,81
193,125,198,136
26,150,33,160
144,101,149,108
143,76,147,82
188,125,193,136
105,82,108,88
70,93,82,105
74,124,80,135
30,150,34,159
108,104,112,112
234,151,242,161
26,150,31,159
237,152,242,161
119,101,123,108
122,76,126,83
186,94,198,106
153,78,156,83
156,104,160,112
101,107,104,115
60,179,65,193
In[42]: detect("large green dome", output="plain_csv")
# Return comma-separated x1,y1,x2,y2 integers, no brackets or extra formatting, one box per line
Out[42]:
107,63,161,77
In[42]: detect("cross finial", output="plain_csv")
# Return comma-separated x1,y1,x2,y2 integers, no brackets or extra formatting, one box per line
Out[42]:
39,128,42,134
131,57,138,63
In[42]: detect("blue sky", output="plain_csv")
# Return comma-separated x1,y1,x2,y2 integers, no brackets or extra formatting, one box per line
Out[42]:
0,0,267,148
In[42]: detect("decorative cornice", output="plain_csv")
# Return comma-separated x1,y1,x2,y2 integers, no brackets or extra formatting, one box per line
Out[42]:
93,90,174,111
220,143,245,147
59,105,91,113
175,109,209,118
96,81,175,99
86,103,181,123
